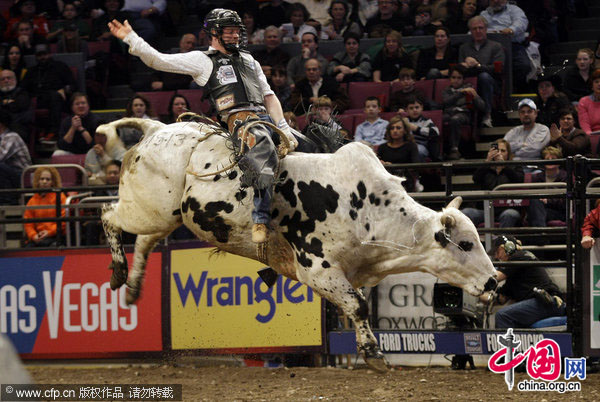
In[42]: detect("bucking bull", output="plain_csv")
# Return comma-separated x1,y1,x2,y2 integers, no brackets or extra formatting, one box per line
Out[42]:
99,117,497,371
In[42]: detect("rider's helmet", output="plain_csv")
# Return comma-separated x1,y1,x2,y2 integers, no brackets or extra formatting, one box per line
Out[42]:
203,8,246,53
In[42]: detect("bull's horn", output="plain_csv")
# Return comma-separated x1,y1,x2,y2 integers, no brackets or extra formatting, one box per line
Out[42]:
441,215,456,228
446,196,463,210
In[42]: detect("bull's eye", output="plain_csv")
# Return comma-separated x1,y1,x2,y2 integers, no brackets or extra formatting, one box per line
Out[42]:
458,241,473,252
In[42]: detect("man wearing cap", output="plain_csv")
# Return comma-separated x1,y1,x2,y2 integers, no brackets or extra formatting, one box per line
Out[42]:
479,235,565,328
21,44,76,140
503,98,550,160
533,73,570,128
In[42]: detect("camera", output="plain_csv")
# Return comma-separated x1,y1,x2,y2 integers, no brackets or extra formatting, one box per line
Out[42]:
491,142,498,150
433,283,483,329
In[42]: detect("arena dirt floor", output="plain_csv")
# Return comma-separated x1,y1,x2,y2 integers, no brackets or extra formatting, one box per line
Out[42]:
28,362,600,401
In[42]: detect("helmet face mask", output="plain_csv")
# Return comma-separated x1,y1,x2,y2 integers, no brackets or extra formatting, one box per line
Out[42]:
203,8,247,52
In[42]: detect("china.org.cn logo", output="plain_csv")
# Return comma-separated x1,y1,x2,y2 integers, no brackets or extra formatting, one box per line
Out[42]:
488,329,586,393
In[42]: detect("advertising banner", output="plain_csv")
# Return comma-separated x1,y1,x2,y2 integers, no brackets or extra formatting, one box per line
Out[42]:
0,251,163,357
329,330,572,356
376,273,444,330
170,248,322,351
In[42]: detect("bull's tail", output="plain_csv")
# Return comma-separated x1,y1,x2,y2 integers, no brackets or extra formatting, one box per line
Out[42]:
95,118,167,155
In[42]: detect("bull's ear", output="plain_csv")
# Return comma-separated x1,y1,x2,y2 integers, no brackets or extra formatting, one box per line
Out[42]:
446,196,462,210
440,214,456,229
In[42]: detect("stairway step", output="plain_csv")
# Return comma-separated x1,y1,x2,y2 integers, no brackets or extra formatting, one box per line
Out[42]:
92,109,125,122
107,85,134,98
548,40,596,53
568,30,600,41
106,98,129,109
569,17,600,29
480,126,513,136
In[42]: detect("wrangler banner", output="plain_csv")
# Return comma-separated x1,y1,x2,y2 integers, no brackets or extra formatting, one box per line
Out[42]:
0,250,163,357
170,247,323,351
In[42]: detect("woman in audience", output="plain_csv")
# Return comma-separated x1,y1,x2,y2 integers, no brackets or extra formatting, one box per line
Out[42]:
577,69,600,134
323,0,361,40
372,30,413,82
549,107,591,157
533,73,570,127
120,94,156,148
1,45,27,82
327,32,371,83
243,9,264,44
377,115,420,192
163,94,190,124
280,3,311,42
564,48,594,102
23,166,66,247
446,0,478,34
416,26,457,80
54,93,100,155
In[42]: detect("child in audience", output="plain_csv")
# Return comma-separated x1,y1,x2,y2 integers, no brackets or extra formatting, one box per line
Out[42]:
354,96,388,147
270,65,292,112
442,64,485,160
389,68,431,112
404,96,440,161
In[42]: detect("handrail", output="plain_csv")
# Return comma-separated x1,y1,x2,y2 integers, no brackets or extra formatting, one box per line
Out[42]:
493,182,567,190
20,163,89,189
65,192,93,247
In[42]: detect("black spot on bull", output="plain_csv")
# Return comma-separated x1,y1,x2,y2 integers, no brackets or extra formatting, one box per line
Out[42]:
135,155,140,162
296,251,312,267
350,192,363,210
213,174,221,182
204,163,211,169
297,181,339,221
357,181,367,200
172,209,181,216
322,260,331,268
280,211,325,260
228,170,238,180
349,210,357,220
181,197,233,243
348,289,369,320
368,193,381,206
234,188,247,201
275,179,296,207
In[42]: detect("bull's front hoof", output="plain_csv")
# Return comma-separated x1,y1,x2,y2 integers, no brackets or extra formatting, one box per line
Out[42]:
109,261,128,290
362,348,390,372
125,286,140,305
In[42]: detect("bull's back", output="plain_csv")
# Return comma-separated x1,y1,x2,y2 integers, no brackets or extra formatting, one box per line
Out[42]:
116,122,224,233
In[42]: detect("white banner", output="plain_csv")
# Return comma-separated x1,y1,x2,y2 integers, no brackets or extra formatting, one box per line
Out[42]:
376,273,445,330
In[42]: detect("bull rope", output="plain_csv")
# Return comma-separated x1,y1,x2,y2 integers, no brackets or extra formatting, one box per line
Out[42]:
181,112,292,179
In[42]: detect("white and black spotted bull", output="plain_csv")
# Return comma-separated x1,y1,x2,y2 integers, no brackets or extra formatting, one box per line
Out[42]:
100,118,497,371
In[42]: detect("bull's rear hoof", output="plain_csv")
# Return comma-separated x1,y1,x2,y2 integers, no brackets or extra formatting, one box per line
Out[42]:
126,286,140,305
109,261,128,290
365,353,390,373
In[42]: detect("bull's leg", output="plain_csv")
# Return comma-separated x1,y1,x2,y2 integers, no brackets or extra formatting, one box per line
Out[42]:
300,266,389,372
101,203,128,290
125,231,171,305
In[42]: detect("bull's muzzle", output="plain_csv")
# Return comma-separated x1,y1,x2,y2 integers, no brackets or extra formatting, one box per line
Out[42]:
484,276,497,292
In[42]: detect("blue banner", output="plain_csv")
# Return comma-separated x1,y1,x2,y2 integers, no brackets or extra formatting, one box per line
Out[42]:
328,330,573,356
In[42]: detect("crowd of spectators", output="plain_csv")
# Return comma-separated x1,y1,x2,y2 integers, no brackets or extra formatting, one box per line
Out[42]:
0,0,596,247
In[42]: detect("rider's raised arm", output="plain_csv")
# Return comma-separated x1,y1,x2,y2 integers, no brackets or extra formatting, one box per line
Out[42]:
123,30,212,86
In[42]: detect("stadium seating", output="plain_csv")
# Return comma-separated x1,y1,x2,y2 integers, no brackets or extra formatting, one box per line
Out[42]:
348,82,391,110
137,91,175,117
176,89,211,115
391,79,435,102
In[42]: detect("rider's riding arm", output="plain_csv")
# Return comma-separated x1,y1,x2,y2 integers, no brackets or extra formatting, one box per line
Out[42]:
264,94,298,150
123,31,212,86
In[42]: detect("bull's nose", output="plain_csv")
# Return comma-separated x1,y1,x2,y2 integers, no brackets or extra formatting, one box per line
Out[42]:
484,276,497,292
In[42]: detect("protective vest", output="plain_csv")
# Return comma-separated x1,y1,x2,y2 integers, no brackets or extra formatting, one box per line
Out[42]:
203,50,264,114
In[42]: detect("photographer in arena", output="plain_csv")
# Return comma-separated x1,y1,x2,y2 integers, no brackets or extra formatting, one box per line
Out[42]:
480,235,565,328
